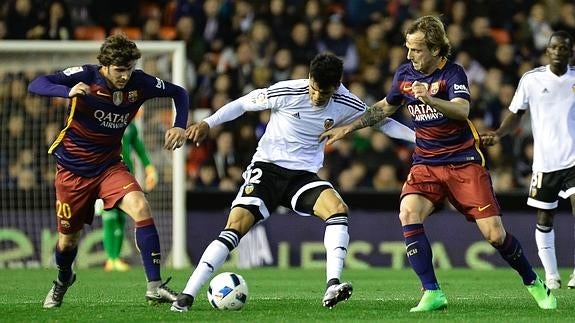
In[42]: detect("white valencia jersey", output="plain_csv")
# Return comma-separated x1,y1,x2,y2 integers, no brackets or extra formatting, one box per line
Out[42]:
509,65,575,172
206,79,367,172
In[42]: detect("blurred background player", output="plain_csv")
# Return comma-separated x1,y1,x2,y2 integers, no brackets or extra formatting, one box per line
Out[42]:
320,15,557,311
482,30,575,290
170,53,415,312
96,119,158,272
27,34,188,308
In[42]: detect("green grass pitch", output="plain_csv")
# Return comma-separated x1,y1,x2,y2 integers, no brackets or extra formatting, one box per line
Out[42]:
1,268,574,322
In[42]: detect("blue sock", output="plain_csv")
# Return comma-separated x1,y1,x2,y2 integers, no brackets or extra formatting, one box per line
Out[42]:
55,245,77,283
494,232,536,285
135,219,162,282
403,224,439,290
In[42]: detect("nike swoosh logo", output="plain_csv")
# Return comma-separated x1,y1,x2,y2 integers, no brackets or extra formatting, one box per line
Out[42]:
122,182,135,189
406,241,418,249
151,252,161,257
478,204,491,212
96,90,111,97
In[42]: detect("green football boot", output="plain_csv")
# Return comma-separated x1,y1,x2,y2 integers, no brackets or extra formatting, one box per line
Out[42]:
410,289,448,312
527,276,557,310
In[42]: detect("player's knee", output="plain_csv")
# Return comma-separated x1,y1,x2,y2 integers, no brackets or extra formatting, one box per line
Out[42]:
225,208,256,235
536,210,553,227
486,230,506,246
398,208,420,225
316,200,348,218
331,200,348,215
58,235,80,251
128,199,152,221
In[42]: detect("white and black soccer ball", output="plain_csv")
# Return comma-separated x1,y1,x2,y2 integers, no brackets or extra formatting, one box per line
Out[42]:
207,272,249,310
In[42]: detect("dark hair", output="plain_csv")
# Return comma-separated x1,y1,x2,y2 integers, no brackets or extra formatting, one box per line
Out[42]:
405,15,451,58
97,34,141,66
550,30,574,48
309,53,343,89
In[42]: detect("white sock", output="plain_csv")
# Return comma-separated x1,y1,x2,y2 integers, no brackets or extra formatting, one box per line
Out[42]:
324,224,349,283
535,227,559,280
182,240,229,297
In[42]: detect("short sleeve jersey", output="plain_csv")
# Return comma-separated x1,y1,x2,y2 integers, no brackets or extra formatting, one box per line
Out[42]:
508,65,575,172
386,60,484,166
237,79,367,172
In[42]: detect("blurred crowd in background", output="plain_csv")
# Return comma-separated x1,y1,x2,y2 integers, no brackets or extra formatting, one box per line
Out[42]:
1,0,575,194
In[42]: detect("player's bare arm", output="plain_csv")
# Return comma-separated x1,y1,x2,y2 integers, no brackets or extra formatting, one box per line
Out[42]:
320,98,396,146
481,110,525,147
185,121,210,146
69,82,90,97
164,127,186,150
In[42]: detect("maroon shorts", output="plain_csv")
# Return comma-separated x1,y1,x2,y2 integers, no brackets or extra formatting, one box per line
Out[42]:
54,162,142,233
400,163,501,221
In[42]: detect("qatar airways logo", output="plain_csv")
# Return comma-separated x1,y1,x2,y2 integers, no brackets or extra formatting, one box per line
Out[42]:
94,110,130,129
407,103,444,121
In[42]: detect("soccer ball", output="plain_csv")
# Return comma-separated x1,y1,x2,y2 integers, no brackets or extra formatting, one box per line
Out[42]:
207,272,249,310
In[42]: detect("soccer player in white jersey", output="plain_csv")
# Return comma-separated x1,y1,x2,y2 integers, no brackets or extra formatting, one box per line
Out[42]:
482,31,575,290
170,53,415,312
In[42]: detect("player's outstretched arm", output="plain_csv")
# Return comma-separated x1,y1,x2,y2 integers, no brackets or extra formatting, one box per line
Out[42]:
320,98,397,145
319,123,355,146
373,118,415,143
480,110,525,147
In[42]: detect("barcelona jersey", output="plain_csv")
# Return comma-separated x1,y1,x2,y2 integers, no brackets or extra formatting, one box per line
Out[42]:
28,64,189,177
386,60,484,166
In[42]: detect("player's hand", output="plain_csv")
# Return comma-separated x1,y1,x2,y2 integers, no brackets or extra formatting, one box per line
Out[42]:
164,126,186,150
186,121,210,146
480,131,500,147
144,165,158,191
412,81,431,104
69,82,90,97
319,124,353,146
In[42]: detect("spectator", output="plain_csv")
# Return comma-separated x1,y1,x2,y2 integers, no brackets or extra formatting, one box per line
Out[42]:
286,22,318,66
527,2,553,56
552,3,575,38
5,0,43,39
39,0,72,40
355,21,389,71
0,19,7,39
262,0,296,45
301,0,326,42
89,0,139,33
461,16,498,69
270,48,292,83
317,14,359,77
371,163,403,191
248,19,276,67
345,0,386,30
174,15,208,68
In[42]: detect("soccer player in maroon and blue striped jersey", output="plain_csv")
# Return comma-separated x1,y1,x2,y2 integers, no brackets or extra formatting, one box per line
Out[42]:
320,15,556,311
28,34,188,308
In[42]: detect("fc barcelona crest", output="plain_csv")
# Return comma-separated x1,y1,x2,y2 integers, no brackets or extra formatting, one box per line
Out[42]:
128,90,138,102
113,91,123,106
324,118,334,130
430,82,440,95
